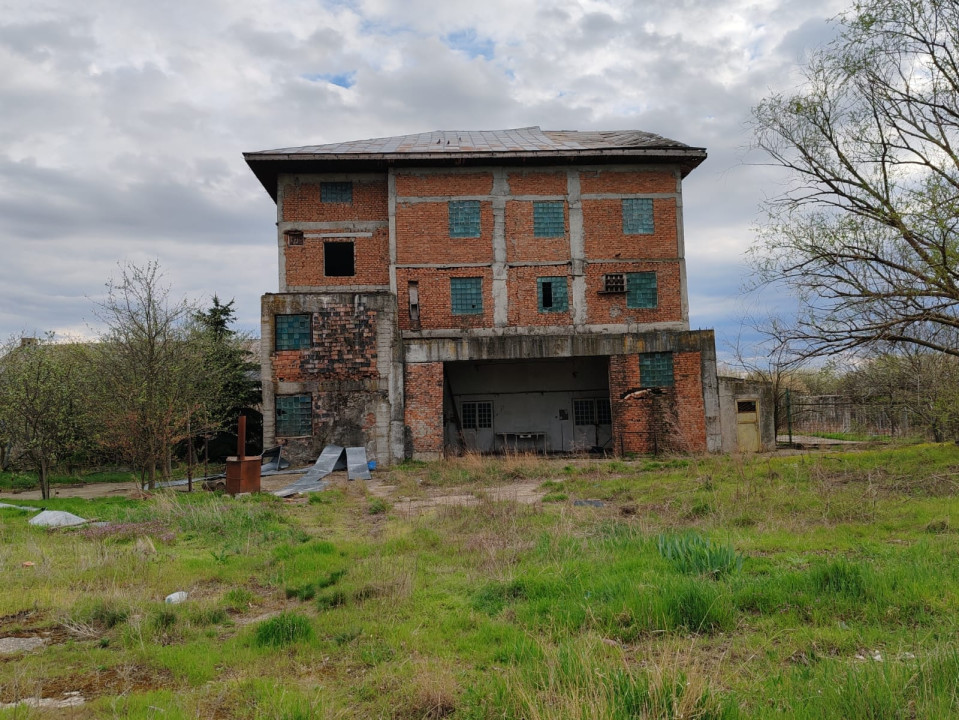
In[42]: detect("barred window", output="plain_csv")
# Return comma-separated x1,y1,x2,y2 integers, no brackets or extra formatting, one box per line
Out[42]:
533,201,565,237
449,200,481,237
451,277,483,315
462,401,492,430
603,273,626,293
640,352,674,388
275,314,311,350
275,395,312,437
626,272,657,309
321,181,352,203
622,198,654,235
537,276,569,313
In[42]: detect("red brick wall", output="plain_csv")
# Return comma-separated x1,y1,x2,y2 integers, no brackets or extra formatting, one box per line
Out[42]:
281,178,388,222
507,267,572,327
609,350,706,454
582,198,678,259
395,201,494,265
580,169,675,194
285,228,390,287
395,172,492,197
507,170,567,195
505,200,570,263
585,262,683,325
405,362,445,454
396,267,494,330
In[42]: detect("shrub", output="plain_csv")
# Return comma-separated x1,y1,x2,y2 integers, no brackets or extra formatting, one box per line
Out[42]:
253,612,313,647
657,532,742,579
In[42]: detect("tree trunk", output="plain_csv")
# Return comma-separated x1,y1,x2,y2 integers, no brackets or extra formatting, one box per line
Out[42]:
39,456,50,501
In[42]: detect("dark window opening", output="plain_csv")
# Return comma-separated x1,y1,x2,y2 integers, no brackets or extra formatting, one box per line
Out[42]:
542,282,553,308
596,398,612,424
737,400,757,413
324,242,355,277
321,181,352,203
462,401,492,429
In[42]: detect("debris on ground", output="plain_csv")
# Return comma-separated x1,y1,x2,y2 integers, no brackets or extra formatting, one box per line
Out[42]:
0,502,41,512
165,591,189,604
0,637,46,654
0,691,84,709
28,510,88,528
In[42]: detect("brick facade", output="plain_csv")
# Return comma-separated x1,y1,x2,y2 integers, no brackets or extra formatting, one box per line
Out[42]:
404,362,444,456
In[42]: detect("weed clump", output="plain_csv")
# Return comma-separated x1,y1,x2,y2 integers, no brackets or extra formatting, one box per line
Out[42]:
368,498,390,515
657,532,742,579
253,612,313,647
811,558,868,599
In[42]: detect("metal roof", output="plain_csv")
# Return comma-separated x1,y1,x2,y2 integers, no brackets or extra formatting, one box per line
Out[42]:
244,127,707,200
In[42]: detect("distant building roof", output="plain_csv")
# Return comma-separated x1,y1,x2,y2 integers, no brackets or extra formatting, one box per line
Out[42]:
245,126,706,200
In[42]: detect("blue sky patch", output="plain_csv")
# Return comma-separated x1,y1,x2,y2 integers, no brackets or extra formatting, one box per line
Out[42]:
444,29,494,60
303,71,356,88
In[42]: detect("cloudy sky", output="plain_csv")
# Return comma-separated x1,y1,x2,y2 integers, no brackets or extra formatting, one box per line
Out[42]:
0,0,847,356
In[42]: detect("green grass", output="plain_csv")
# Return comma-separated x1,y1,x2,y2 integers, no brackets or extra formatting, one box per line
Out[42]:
4,444,959,717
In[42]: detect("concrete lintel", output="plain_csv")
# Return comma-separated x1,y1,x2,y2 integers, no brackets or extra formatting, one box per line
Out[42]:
280,286,392,295
395,262,492,269
588,257,681,264
508,260,571,268
278,171,385,183
278,221,388,232
401,320,688,340
581,192,680,200
304,232,374,238
397,195,491,204
404,329,717,364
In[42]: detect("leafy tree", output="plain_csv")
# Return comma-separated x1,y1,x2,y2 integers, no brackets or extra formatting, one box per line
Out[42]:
0,337,92,499
94,262,205,489
750,0,959,358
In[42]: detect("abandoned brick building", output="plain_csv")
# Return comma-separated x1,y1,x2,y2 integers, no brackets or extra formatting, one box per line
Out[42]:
244,127,770,465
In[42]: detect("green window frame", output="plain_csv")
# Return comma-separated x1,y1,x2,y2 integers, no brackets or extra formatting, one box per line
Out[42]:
451,277,483,315
626,272,657,309
533,201,565,237
449,200,481,238
537,276,569,313
622,198,654,235
321,181,352,203
275,314,311,350
275,394,312,437
640,352,674,388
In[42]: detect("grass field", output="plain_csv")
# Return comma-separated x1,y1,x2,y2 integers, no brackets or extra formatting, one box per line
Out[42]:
3,445,959,718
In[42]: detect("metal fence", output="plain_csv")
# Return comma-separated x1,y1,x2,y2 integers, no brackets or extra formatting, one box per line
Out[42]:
781,393,922,440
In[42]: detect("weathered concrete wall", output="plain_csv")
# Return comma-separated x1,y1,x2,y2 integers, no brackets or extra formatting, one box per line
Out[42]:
717,377,776,452
261,292,400,466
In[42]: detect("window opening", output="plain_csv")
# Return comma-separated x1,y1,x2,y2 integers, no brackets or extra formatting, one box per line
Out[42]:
602,273,626,293
462,401,492,429
275,314,311,350
451,277,483,315
321,181,352,203
533,201,565,237
449,200,481,237
596,398,612,424
737,400,757,413
324,242,355,277
573,399,595,426
622,198,654,235
408,281,420,327
537,276,569,313
275,394,312,437
640,352,674,388
285,229,304,246
626,272,657,308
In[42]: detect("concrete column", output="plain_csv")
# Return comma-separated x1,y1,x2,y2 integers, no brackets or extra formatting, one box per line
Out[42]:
388,170,398,296
567,170,587,327
675,168,690,325
277,176,287,293
491,168,509,327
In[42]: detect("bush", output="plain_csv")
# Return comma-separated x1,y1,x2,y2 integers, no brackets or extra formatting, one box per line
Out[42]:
657,532,742,579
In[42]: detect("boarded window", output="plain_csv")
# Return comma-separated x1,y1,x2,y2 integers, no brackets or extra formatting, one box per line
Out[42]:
622,198,654,235
626,272,657,308
321,181,352,203
275,314,311,350
533,201,565,237
640,352,674,388
451,277,483,315
324,242,355,277
449,200,481,237
275,395,312,437
462,401,492,429
537,276,569,313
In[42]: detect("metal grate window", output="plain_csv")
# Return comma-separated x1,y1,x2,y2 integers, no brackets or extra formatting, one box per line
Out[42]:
321,181,352,203
603,273,626,293
275,394,312,437
573,399,595,426
449,200,481,237
640,352,674,388
537,276,569,313
533,201,565,237
462,401,492,429
275,314,311,350
596,398,612,425
622,198,654,235
626,272,657,308
451,277,483,315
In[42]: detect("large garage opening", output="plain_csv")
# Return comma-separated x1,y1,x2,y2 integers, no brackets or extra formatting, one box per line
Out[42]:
443,356,611,454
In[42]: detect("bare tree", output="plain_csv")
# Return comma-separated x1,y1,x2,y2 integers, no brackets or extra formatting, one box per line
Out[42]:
750,0,959,358
94,262,206,489
0,336,92,499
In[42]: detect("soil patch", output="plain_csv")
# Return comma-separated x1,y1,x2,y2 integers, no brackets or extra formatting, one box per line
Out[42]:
0,663,175,704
